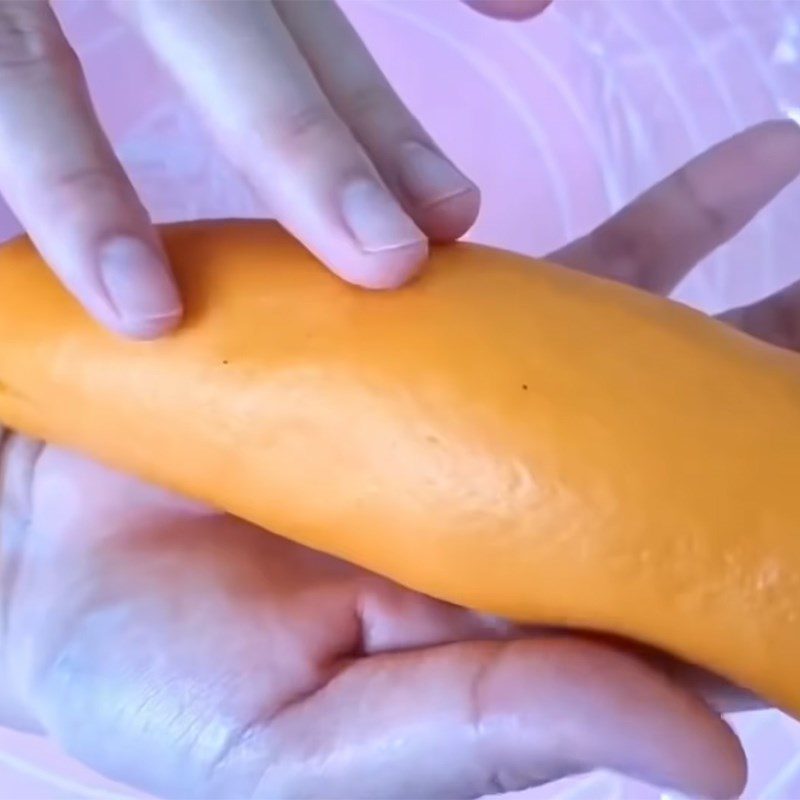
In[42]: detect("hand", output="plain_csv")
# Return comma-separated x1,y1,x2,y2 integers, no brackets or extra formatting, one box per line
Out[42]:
0,120,797,800
0,0,548,340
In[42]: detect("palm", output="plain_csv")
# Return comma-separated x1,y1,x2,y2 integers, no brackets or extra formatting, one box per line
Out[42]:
0,121,797,800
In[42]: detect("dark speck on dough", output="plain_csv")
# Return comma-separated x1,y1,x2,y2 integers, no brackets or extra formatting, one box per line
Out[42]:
522,384,528,391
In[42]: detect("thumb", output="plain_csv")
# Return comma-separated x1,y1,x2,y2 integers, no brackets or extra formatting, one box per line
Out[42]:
254,636,746,799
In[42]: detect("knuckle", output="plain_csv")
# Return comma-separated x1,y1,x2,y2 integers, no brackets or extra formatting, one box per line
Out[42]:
51,164,120,197
266,102,348,158
44,164,133,221
672,165,732,239
340,83,397,125
0,5,76,77
586,222,653,288
469,642,518,795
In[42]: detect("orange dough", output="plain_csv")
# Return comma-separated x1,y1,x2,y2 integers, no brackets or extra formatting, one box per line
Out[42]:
0,219,798,713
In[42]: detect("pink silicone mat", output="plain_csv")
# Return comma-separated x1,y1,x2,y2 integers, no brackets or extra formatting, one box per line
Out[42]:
1,1,799,797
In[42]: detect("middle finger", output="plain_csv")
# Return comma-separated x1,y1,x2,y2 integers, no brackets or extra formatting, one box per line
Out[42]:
114,0,428,289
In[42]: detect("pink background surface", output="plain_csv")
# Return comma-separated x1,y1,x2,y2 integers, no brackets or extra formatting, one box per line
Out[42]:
1,1,800,797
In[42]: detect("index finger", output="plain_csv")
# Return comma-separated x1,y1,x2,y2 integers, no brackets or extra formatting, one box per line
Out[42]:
116,0,428,290
0,2,181,337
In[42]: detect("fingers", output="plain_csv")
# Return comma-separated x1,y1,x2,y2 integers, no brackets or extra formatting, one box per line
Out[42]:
0,2,181,337
718,282,800,352
258,637,746,799
462,0,553,20
116,0,440,289
551,120,800,296
274,0,479,242
577,633,764,716
0,438,746,800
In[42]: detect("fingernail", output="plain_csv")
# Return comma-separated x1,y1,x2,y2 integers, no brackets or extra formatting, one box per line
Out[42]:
98,236,182,332
340,178,425,253
398,142,476,208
